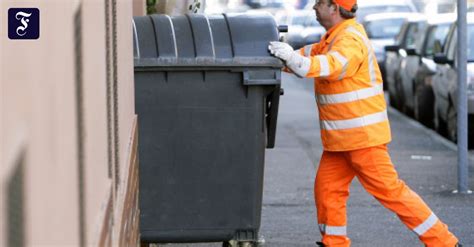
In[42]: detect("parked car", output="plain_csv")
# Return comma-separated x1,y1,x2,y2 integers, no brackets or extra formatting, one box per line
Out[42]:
279,10,324,49
356,0,418,22
432,13,474,146
362,13,414,88
302,0,418,50
274,10,290,25
384,13,426,110
412,14,455,126
245,0,293,15
397,14,454,116
245,0,286,9
304,0,417,21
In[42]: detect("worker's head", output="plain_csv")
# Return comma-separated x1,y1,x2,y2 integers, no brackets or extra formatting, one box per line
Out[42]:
313,0,358,30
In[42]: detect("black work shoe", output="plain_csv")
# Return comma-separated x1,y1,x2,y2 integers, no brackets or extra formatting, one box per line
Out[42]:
315,241,325,246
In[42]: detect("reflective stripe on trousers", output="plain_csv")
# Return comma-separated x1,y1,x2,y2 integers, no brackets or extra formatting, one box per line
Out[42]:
319,224,347,236
413,212,438,236
318,214,439,238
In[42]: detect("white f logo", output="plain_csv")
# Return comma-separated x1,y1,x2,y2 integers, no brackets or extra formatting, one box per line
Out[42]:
15,11,32,36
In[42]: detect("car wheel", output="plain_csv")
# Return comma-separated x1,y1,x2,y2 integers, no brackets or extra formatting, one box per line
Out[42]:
395,77,405,112
389,90,398,109
447,104,457,143
469,115,474,149
434,105,447,136
414,83,434,127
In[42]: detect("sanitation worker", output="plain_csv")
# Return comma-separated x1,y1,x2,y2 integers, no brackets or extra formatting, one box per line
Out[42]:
268,0,461,246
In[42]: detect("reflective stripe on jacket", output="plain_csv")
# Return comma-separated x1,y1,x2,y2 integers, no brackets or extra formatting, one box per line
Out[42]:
298,18,391,151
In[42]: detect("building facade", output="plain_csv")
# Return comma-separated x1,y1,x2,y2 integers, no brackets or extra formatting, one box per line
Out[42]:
1,0,145,246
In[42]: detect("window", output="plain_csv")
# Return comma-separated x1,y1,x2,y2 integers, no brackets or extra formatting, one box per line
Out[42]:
405,22,426,49
469,24,474,61
357,5,413,22
365,18,405,39
445,24,474,62
395,23,408,46
434,23,451,50
290,14,307,26
446,27,457,61
424,23,451,57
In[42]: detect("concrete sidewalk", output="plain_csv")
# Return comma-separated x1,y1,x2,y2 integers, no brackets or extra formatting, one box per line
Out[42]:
260,73,474,246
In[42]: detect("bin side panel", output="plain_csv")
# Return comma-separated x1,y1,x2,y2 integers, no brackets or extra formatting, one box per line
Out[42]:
136,70,266,242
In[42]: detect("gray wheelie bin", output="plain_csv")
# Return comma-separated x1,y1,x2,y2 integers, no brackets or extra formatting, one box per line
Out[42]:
133,13,283,245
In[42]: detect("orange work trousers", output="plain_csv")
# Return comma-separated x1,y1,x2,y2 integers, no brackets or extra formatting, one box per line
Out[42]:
314,144,458,247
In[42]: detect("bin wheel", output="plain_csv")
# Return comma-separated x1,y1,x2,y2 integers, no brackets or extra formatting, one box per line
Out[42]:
223,239,264,247
446,103,457,143
140,243,161,247
140,243,160,247
414,83,434,127
222,240,252,247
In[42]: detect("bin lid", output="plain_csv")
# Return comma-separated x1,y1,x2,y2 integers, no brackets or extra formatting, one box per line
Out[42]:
133,13,283,69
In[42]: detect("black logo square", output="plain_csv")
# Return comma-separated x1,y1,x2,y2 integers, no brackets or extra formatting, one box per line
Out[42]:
8,8,40,40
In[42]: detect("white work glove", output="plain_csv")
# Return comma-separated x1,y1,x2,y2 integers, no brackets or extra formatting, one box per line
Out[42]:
268,41,311,78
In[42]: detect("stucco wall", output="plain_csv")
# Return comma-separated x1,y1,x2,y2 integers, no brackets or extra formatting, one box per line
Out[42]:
0,0,141,246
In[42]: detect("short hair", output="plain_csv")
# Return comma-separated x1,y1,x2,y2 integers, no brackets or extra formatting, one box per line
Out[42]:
328,0,358,19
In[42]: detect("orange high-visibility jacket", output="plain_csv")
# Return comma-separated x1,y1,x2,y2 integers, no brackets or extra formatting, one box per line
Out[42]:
298,18,391,151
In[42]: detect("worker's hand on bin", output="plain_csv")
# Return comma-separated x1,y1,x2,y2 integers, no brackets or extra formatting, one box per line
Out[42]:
268,41,294,61
268,41,311,78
